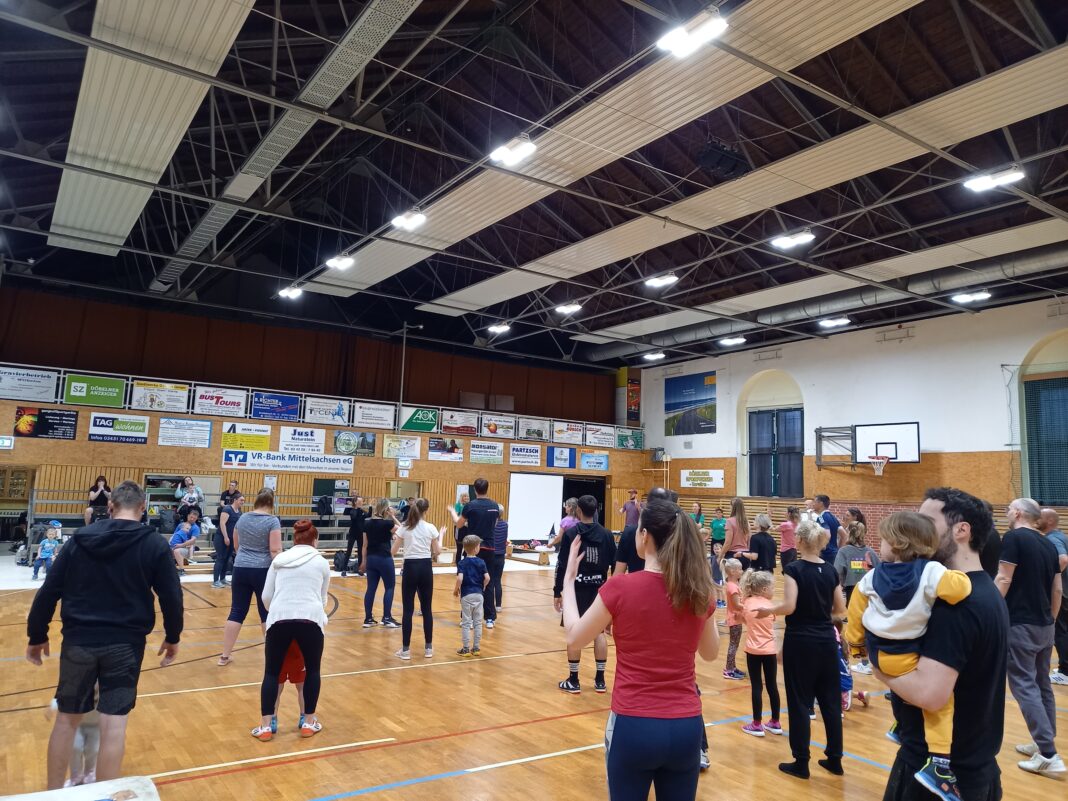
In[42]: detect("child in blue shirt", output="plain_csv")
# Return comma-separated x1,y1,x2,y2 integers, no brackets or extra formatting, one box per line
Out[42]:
33,526,61,580
454,535,489,657
168,511,201,575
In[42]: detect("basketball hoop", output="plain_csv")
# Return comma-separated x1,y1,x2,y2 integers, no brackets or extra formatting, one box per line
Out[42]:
868,455,890,476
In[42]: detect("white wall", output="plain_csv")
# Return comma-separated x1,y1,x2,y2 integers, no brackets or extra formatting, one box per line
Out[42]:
643,299,1068,459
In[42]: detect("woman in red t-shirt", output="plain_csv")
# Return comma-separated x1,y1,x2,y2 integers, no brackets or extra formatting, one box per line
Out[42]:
562,499,719,801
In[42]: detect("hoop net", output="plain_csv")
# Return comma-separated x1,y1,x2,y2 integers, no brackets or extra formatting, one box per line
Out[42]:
868,456,890,476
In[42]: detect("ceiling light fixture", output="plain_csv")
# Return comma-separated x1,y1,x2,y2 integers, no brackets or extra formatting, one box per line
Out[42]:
391,208,427,231
963,166,1024,192
278,286,303,299
951,290,992,304
326,255,354,270
489,134,537,167
487,323,511,334
644,273,679,288
657,11,728,58
771,229,816,250
719,336,747,346
642,352,666,361
555,303,583,314
818,317,851,328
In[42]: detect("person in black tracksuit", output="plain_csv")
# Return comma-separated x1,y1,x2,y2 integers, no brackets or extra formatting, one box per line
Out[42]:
342,497,369,577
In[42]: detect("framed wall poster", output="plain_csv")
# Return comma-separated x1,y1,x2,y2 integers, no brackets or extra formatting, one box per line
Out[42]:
130,380,189,412
517,417,550,441
14,407,77,440
278,426,326,454
399,406,439,433
63,374,126,408
552,421,583,444
220,422,271,450
615,427,644,450
87,412,150,444
509,443,541,466
429,436,464,462
580,452,609,471
469,440,504,464
383,433,421,460
193,386,248,417
158,418,213,448
250,391,301,421
334,430,376,456
440,409,478,436
305,397,350,425
664,371,716,436
352,401,397,430
680,469,725,489
584,424,616,448
548,446,576,469
480,413,516,438
0,367,59,402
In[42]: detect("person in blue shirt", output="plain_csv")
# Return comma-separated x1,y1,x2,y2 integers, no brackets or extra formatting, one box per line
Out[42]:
453,535,489,657
814,495,842,563
168,508,201,576
33,526,61,580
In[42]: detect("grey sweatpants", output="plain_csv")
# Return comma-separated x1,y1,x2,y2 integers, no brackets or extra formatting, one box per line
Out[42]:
1007,623,1057,754
461,593,484,650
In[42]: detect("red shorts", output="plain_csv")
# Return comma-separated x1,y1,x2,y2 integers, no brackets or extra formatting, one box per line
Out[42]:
278,641,306,685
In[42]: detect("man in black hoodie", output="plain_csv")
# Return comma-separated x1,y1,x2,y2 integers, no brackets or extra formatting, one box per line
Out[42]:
554,494,616,694
26,480,184,789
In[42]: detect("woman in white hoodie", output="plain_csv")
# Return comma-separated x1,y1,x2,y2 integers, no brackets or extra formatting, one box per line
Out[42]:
252,520,330,741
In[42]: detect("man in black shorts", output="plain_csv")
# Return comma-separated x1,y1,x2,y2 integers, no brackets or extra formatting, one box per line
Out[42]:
554,494,616,694
26,480,184,789
877,487,1006,801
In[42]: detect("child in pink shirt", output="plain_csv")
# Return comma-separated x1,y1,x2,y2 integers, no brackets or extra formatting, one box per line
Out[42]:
723,558,744,680
740,570,781,736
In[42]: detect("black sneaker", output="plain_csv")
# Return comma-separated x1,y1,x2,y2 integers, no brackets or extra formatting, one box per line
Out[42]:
362,617,378,628
381,617,400,629
558,677,581,694
594,676,607,693
456,647,471,657
914,759,962,801
341,571,348,577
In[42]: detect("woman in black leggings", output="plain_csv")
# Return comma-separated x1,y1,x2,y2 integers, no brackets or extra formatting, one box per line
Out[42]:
392,498,443,659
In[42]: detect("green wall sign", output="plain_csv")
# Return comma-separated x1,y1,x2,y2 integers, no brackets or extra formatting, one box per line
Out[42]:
63,374,127,408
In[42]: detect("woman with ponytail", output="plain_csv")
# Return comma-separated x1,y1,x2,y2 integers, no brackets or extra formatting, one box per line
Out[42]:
562,499,719,801
723,497,752,570
391,498,443,660
251,520,330,741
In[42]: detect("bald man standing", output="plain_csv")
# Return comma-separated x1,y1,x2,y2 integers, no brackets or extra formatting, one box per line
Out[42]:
1037,509,1068,686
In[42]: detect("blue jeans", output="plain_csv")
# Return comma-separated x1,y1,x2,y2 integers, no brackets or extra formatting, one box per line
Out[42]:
605,712,702,801
364,554,396,620
33,556,52,578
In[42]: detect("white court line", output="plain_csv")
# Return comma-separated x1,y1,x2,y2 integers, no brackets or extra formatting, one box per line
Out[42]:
147,737,395,779
138,652,533,699
465,744,603,772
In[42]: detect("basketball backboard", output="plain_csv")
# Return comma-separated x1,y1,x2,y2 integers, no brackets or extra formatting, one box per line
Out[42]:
852,422,921,464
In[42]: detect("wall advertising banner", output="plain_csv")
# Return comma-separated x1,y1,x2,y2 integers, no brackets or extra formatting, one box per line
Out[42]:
399,406,439,433
627,378,641,424
130,380,189,412
584,424,616,448
480,413,516,438
0,435,13,450
251,391,301,421
469,440,503,464
279,426,326,454
548,446,576,469
0,367,59,401
305,397,350,426
680,469,726,489
14,407,77,440
664,371,716,436
158,418,213,448
509,443,541,466
63,374,126,408
552,421,583,444
440,410,478,436
353,401,396,430
220,422,271,450
222,449,354,474
429,436,464,462
193,386,248,417
580,452,609,471
334,430,376,456
383,433,421,460
616,427,644,450
88,412,150,444
517,417,550,441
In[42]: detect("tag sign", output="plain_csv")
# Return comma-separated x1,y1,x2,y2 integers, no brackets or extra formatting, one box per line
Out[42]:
397,458,413,470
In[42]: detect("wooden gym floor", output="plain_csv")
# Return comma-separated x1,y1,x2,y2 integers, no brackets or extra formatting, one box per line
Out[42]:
0,567,1063,800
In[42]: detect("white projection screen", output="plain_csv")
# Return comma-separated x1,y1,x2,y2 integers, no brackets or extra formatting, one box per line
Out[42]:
508,472,564,541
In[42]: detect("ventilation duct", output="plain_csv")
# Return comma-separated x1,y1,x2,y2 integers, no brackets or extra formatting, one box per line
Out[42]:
148,0,421,292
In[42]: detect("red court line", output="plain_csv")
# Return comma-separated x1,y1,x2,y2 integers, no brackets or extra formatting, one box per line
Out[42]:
155,705,612,787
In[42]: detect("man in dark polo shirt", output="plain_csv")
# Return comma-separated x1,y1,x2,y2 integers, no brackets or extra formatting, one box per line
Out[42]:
450,478,500,623
877,487,1007,801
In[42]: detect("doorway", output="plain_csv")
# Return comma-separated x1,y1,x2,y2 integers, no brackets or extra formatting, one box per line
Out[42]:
748,408,804,497
562,475,606,524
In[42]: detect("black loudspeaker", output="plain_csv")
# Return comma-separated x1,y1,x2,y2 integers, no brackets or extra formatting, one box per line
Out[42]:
697,141,750,180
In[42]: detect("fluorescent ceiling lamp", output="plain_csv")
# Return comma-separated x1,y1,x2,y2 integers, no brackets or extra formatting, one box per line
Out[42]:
818,317,850,328
326,255,354,270
391,209,427,231
278,286,303,299
489,137,537,167
555,303,583,314
487,323,511,334
656,11,728,58
963,166,1024,192
644,273,679,288
719,336,747,346
642,352,666,361
951,290,992,303
770,229,816,250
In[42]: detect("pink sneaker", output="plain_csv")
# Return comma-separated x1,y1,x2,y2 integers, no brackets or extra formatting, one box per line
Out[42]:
841,691,852,712
855,690,870,707
742,721,765,737
763,720,783,735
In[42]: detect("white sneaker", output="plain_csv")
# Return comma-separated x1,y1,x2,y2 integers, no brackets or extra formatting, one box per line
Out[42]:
424,646,433,659
1017,743,1039,757
394,649,411,661
1018,752,1067,778
486,620,495,629
1050,671,1068,686
851,662,873,675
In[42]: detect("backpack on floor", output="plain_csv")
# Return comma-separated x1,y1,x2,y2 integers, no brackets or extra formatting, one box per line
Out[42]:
332,550,347,572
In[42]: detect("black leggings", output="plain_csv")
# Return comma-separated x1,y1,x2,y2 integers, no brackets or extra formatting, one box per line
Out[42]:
261,621,323,716
746,652,780,721
228,566,269,623
783,633,843,763
779,549,797,572
344,531,362,570
401,559,434,649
